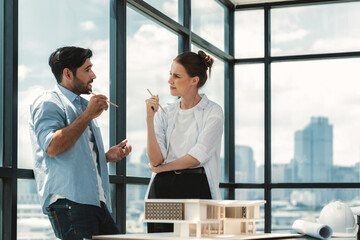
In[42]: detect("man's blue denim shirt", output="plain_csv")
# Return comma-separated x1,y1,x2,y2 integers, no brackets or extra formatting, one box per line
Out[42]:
29,84,111,214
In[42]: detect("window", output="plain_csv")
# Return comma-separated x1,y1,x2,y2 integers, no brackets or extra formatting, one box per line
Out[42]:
235,64,264,183
18,0,110,169
272,2,360,56
17,179,55,239
126,6,178,178
191,0,225,51
126,184,148,233
235,10,264,58
143,0,178,22
125,6,179,233
272,59,360,183
15,0,110,238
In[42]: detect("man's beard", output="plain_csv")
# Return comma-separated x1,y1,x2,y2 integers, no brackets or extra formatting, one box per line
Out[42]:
72,76,91,95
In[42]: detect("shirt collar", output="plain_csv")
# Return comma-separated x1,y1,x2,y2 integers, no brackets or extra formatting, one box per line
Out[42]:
175,93,208,110
196,93,209,110
56,84,81,104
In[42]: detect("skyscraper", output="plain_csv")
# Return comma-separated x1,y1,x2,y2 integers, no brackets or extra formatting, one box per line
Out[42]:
235,145,256,200
235,145,256,183
293,117,333,182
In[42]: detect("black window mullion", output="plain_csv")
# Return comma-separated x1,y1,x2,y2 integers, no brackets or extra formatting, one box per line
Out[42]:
224,1,235,200
264,4,271,233
178,0,191,53
0,0,4,168
2,0,18,239
110,0,127,233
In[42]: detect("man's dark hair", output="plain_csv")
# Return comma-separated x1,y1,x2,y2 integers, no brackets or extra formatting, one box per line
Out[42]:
48,46,93,84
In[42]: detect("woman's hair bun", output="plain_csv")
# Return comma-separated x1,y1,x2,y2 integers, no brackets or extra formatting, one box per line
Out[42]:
198,50,214,68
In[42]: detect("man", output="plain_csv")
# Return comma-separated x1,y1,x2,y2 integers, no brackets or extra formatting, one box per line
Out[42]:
29,46,131,239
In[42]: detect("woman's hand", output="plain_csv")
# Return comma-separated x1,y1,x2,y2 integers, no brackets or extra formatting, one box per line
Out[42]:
148,163,163,174
145,95,159,119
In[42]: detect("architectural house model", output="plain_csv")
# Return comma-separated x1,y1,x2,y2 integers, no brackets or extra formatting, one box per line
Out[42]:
144,199,266,238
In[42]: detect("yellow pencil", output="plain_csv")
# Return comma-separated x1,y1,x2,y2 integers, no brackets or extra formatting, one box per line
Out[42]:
146,89,165,113
89,91,119,108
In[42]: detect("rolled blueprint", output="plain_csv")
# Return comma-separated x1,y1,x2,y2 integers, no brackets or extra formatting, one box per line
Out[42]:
292,220,332,240
351,206,360,216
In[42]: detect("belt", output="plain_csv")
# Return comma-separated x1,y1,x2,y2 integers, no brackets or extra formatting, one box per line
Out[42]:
174,167,205,175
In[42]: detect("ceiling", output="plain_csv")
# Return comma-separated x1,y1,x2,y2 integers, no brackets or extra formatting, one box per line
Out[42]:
229,0,298,6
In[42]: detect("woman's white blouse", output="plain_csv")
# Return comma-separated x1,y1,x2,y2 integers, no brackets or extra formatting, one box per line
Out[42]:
145,94,224,200
166,107,197,163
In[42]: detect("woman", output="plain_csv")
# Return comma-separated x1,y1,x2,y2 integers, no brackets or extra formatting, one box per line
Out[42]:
145,50,224,233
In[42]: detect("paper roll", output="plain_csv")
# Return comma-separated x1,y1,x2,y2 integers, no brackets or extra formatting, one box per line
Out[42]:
292,220,332,240
351,206,360,216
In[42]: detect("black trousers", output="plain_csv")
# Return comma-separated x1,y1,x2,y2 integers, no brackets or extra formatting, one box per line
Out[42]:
147,168,211,233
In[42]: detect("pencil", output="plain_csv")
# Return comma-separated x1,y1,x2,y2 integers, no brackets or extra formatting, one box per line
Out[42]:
146,88,165,113
89,91,119,108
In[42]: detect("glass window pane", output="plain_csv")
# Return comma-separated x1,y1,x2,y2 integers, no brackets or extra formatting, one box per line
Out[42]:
272,2,360,56
235,10,264,58
126,7,178,177
235,189,264,232
18,0,110,169
272,188,360,232
220,188,228,200
272,59,360,183
110,184,116,220
235,64,264,183
126,184,148,233
142,0,178,22
191,0,225,51
18,179,56,239
192,44,225,182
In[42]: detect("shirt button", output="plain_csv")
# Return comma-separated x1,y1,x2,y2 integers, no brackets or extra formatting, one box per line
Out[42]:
93,169,95,172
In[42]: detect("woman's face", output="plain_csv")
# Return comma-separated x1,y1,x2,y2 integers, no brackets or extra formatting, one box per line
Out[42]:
168,61,197,97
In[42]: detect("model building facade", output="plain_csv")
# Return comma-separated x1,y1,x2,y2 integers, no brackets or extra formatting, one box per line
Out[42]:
144,199,266,238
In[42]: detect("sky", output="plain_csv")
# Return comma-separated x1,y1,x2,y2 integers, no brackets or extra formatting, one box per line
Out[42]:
16,0,360,174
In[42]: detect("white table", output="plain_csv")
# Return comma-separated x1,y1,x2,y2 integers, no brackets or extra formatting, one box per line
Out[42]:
93,232,305,240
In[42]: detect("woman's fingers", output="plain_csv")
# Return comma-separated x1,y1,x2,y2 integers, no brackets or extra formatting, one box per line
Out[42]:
145,97,159,112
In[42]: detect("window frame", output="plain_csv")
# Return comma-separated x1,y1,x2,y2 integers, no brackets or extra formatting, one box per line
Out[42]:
2,0,360,238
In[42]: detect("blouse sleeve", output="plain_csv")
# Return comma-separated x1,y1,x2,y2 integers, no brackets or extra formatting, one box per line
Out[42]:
188,105,224,164
153,109,168,160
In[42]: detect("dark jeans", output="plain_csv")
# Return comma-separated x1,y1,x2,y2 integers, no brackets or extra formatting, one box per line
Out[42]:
147,168,211,233
46,199,120,240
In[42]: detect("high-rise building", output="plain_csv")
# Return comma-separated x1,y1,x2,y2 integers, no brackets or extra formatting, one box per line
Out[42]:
293,117,333,182
235,145,256,200
235,145,256,183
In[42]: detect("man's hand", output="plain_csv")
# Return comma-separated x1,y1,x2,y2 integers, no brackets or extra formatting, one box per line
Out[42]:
84,94,109,120
106,139,132,162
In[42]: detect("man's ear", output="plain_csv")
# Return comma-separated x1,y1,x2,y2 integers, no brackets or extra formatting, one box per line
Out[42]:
192,76,200,86
63,68,73,81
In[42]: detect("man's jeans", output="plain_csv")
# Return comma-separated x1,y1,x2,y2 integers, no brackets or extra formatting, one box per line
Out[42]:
45,199,120,240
